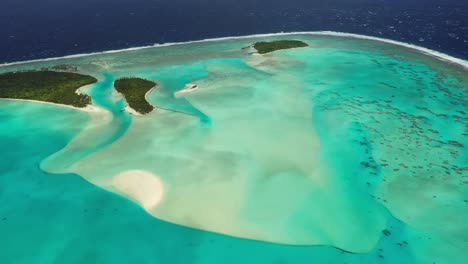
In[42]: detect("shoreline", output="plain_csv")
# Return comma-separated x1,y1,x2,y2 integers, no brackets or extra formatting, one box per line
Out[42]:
146,86,197,117
118,85,156,116
122,105,142,116
144,86,156,102
144,87,197,117
0,31,466,69
0,98,105,113
114,88,144,116
114,84,196,117
114,78,156,115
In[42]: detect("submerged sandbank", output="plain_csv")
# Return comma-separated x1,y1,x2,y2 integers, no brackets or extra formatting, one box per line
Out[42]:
110,170,164,210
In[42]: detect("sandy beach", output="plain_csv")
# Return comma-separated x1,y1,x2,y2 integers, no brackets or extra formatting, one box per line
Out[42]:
115,85,157,116
0,98,105,113
122,105,142,116
174,83,199,97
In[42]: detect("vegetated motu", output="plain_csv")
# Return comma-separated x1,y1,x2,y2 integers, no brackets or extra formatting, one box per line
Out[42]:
114,77,157,114
253,40,308,54
0,71,97,107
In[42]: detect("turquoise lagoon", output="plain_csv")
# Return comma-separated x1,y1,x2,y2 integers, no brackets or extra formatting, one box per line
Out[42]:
0,33,467,263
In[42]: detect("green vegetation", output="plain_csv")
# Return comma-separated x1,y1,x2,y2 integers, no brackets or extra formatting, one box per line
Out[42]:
114,77,157,114
0,71,97,107
253,40,308,54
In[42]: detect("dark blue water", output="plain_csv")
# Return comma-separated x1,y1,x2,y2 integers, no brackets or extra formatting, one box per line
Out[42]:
1,0,467,63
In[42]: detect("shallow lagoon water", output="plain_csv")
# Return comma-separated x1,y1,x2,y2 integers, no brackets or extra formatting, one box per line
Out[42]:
0,33,467,263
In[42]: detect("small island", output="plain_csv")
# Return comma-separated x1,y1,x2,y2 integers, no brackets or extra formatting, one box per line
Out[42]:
114,77,157,115
0,70,97,107
174,83,198,97
252,40,308,54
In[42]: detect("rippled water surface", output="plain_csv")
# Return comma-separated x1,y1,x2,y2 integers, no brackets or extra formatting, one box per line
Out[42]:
0,34,467,264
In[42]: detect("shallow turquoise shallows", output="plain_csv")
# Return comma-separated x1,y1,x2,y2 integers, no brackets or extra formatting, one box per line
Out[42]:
0,33,467,264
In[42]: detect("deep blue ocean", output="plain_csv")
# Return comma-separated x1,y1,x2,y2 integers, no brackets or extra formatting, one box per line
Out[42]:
1,0,467,63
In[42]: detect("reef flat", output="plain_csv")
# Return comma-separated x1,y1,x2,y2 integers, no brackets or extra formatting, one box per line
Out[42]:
0,71,97,107
0,33,467,264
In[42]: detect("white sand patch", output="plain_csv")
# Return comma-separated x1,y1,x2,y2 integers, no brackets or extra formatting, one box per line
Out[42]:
110,170,164,210
115,85,156,116
174,83,199,97
144,87,155,100
0,98,105,113
123,105,142,116
81,104,105,113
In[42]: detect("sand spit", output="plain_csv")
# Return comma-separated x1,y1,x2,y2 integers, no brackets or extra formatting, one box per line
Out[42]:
174,83,199,97
145,87,198,117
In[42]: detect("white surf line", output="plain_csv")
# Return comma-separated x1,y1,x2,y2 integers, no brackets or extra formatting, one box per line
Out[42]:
1,31,467,69
314,31,468,69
